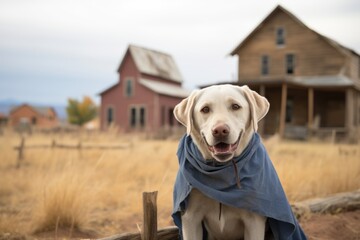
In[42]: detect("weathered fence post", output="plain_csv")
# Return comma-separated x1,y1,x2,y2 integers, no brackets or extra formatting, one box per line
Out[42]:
16,136,25,169
142,191,158,240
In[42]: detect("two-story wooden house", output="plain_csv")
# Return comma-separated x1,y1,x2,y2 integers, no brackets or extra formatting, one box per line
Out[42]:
100,45,190,133
230,5,360,139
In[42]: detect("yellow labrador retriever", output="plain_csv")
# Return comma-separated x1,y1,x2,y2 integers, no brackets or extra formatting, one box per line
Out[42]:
173,84,269,240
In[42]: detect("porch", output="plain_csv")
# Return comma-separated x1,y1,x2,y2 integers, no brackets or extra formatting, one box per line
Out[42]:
249,83,359,140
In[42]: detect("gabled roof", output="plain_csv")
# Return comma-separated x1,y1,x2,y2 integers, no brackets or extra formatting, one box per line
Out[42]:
118,45,183,83
230,5,359,57
10,104,57,117
139,78,190,98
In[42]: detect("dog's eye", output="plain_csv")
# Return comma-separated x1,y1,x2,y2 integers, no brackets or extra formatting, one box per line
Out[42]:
201,106,210,114
231,104,241,110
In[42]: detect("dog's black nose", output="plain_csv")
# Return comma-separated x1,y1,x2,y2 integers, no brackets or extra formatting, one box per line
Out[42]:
212,124,230,138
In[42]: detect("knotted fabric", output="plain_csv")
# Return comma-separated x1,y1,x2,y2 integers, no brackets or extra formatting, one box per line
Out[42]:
172,133,307,240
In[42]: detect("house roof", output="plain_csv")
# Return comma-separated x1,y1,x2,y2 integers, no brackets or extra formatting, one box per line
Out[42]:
139,78,190,98
230,5,359,57
118,45,183,83
98,82,119,96
10,104,57,117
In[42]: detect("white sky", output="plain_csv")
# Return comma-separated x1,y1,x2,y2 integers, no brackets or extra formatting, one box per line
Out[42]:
0,0,359,104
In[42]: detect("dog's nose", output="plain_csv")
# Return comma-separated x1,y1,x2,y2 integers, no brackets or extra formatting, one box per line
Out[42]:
212,124,230,138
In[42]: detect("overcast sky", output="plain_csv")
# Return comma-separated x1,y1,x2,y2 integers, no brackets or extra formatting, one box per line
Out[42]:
0,0,359,105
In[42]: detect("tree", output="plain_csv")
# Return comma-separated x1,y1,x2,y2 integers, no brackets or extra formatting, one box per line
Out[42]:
66,96,97,126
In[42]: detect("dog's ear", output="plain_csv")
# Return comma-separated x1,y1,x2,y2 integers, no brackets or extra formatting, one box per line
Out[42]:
173,90,199,135
239,85,270,131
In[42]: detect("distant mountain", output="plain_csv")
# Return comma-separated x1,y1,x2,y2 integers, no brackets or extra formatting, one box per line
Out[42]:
0,99,67,120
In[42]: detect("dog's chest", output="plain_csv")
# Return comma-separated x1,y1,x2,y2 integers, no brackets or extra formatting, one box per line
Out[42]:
185,189,248,239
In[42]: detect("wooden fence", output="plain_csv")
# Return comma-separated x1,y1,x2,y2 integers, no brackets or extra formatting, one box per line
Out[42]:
14,137,132,168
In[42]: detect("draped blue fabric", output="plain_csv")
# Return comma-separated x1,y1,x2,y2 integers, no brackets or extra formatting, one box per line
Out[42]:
172,133,307,240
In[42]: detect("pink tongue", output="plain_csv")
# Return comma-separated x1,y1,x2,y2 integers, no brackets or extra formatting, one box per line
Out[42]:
214,143,230,154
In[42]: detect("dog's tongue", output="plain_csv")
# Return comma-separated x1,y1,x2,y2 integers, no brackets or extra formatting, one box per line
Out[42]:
213,142,231,154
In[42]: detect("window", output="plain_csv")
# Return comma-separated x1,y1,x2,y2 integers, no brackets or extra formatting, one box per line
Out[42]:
139,107,146,128
168,108,174,126
286,98,293,123
130,107,136,127
32,117,37,125
125,79,134,97
276,27,285,46
106,107,114,125
129,106,146,128
261,55,269,75
286,54,295,74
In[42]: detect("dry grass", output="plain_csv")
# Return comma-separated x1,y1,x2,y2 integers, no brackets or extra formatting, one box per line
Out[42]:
0,130,359,238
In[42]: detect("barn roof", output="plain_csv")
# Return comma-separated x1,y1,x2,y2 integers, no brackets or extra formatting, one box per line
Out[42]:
139,78,190,98
118,45,183,83
230,5,359,57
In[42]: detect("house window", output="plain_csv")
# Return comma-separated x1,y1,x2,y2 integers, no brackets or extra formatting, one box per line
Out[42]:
125,79,134,97
139,107,146,128
106,107,114,125
286,54,295,74
276,27,285,46
130,107,136,127
286,98,293,123
168,108,174,126
32,117,37,125
261,55,269,75
130,106,146,128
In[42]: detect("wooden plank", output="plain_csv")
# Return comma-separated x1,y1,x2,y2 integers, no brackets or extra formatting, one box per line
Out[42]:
99,226,179,240
292,189,360,219
279,83,287,137
142,191,158,240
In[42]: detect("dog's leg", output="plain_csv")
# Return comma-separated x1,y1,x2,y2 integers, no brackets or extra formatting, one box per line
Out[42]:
181,213,203,240
243,213,266,240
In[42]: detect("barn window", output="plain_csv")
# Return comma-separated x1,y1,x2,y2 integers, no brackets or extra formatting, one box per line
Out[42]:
130,107,137,128
286,54,295,74
130,106,146,128
139,107,146,128
106,107,114,125
168,108,174,126
276,27,285,46
125,79,134,97
261,55,269,75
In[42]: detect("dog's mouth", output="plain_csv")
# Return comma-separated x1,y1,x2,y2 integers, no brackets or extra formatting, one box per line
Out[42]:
203,133,242,160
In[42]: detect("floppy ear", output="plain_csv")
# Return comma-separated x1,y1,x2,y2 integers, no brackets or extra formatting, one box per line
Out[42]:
239,85,270,131
173,90,199,135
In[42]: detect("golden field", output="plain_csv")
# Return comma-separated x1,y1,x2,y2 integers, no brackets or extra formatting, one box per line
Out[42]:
0,130,359,238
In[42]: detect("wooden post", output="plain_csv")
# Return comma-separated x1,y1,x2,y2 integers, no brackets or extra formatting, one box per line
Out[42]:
258,85,266,135
142,191,158,240
279,83,287,137
16,136,25,169
308,88,314,136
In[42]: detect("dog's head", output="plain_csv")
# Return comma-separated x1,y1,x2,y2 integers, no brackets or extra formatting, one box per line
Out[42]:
174,85,269,162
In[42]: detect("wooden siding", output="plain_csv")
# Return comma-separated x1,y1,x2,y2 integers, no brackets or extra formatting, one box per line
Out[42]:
236,9,345,81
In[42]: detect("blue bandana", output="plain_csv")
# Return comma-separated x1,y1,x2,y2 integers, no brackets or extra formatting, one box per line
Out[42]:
172,133,307,240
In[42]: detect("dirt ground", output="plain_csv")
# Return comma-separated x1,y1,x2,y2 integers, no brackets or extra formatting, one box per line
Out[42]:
300,210,360,240
0,210,359,239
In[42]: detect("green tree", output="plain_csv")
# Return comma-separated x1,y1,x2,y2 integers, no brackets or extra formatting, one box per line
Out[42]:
66,96,97,126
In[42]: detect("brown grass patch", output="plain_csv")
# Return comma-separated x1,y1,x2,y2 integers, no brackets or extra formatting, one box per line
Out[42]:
0,131,359,237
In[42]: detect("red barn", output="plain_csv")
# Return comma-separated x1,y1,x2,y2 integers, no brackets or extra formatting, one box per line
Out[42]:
100,45,189,133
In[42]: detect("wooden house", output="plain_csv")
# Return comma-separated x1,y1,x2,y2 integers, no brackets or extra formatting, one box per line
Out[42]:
9,104,59,129
99,45,190,133
230,5,360,139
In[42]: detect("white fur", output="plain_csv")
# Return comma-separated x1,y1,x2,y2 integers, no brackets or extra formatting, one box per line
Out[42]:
174,84,270,240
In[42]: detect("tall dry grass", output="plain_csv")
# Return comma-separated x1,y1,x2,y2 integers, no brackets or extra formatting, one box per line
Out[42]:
0,130,359,238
